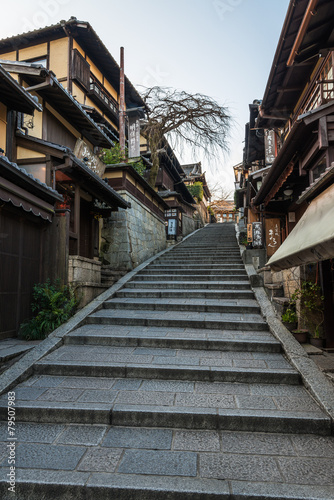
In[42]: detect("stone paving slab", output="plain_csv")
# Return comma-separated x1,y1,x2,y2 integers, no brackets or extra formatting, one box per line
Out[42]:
65,324,280,350
126,280,252,290
87,309,268,331
103,297,260,314
32,344,289,369
1,424,334,498
116,288,255,299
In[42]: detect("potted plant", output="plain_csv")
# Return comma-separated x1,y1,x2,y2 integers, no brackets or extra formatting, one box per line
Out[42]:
290,281,324,347
281,307,298,332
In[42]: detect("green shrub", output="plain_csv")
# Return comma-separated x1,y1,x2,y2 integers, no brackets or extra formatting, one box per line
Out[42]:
100,144,146,177
19,280,78,340
187,182,204,201
282,308,298,323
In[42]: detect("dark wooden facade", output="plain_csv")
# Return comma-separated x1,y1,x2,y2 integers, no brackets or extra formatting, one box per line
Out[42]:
236,0,334,347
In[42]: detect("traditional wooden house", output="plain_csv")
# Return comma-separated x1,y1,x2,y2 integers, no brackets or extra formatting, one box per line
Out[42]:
0,17,143,305
0,65,63,338
181,162,211,225
148,142,197,239
209,199,237,224
236,0,334,347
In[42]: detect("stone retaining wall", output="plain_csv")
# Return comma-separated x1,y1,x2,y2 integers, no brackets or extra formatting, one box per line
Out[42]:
182,214,199,237
68,256,101,284
101,191,167,271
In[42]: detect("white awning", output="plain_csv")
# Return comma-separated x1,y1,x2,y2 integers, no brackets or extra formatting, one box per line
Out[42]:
267,183,334,271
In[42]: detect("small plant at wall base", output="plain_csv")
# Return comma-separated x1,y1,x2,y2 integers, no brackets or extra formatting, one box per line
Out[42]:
290,281,324,339
19,280,78,340
282,307,298,324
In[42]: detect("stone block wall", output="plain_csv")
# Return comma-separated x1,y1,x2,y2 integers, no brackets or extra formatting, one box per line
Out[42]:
281,267,301,299
182,214,198,237
101,191,167,271
68,256,101,284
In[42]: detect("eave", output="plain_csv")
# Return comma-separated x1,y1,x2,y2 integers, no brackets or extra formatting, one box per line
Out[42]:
0,18,145,109
0,64,43,114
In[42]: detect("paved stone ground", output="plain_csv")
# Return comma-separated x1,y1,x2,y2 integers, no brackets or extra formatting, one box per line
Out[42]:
1,223,334,499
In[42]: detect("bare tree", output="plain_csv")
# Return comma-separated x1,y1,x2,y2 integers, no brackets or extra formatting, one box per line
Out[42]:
208,182,232,202
141,86,231,187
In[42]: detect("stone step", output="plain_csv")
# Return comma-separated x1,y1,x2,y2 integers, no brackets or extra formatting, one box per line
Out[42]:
65,328,281,352
132,274,249,282
32,361,300,385
137,269,248,276
1,401,329,436
103,298,260,314
154,259,244,265
125,281,252,290
116,289,255,299
86,310,268,331
149,264,245,269
163,254,241,259
3,427,334,500
1,370,328,433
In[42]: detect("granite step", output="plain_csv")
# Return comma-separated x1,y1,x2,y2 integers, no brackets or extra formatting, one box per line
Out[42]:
137,269,248,276
1,371,329,433
125,281,252,290
65,324,281,352
102,298,260,314
148,264,245,270
115,289,255,299
31,340,299,385
3,423,334,500
132,274,249,282
85,309,268,331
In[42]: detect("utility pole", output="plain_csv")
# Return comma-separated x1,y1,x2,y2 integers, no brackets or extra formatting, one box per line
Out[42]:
119,46,126,158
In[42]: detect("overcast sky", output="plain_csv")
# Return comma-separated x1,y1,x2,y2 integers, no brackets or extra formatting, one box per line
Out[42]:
0,0,290,194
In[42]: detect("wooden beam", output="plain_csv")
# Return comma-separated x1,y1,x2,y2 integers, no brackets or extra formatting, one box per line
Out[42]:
287,0,319,67
319,116,328,149
300,140,319,171
25,76,53,92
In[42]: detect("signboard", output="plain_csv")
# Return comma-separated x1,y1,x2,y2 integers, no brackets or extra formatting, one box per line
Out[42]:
128,114,141,159
167,218,177,236
252,222,263,248
266,218,281,257
73,139,106,178
247,224,253,242
264,129,276,166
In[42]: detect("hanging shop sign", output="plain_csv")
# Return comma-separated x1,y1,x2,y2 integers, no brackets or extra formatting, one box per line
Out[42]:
266,218,281,257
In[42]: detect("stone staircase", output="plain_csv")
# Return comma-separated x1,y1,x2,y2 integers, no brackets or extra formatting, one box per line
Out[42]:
1,223,334,499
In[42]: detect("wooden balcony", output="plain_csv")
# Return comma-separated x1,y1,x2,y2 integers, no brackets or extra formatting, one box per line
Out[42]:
294,80,334,122
88,79,119,122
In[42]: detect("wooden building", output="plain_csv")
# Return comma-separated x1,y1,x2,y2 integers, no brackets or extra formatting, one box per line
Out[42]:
235,0,334,347
181,162,211,225
0,18,146,312
0,66,63,338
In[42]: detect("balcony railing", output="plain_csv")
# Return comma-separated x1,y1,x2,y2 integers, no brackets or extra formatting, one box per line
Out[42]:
88,78,119,120
301,80,334,116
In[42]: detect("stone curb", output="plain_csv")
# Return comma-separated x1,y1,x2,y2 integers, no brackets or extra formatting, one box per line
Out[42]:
243,261,334,428
2,475,334,500
0,228,202,396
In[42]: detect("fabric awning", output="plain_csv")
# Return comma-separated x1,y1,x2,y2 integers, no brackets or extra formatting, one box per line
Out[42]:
267,184,334,271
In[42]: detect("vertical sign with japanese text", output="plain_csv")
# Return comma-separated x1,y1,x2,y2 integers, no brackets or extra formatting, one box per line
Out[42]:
266,218,281,257
128,115,141,158
247,224,253,242
264,129,276,166
252,222,263,248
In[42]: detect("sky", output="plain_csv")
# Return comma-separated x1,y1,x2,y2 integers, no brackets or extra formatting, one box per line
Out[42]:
0,0,290,195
